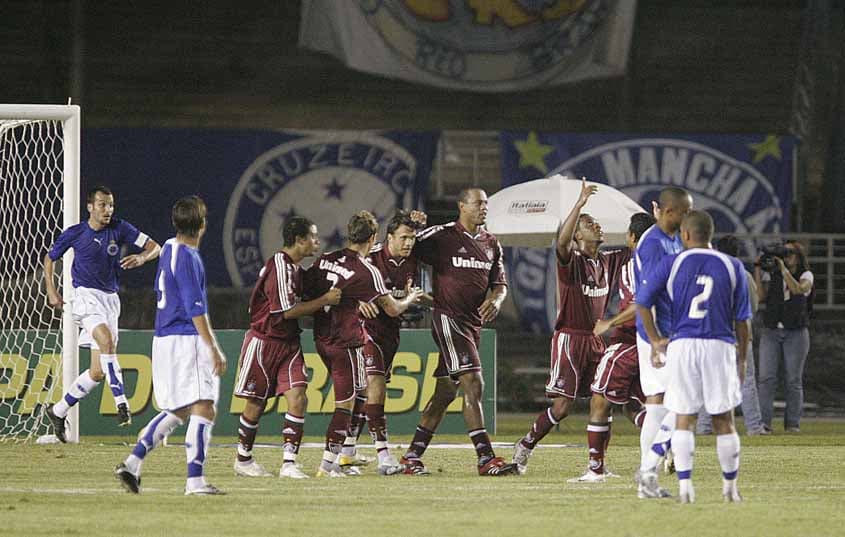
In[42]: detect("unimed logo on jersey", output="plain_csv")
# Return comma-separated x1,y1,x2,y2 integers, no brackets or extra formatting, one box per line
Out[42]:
223,133,421,287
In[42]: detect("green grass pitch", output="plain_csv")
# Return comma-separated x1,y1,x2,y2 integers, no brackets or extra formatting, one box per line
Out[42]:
2,414,844,537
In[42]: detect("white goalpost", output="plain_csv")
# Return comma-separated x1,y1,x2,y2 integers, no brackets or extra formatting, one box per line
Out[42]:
0,104,80,443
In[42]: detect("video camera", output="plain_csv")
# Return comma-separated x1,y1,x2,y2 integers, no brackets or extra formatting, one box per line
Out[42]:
758,244,789,273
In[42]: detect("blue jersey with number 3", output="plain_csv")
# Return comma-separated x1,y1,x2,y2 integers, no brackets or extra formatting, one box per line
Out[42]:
154,238,208,337
636,248,751,344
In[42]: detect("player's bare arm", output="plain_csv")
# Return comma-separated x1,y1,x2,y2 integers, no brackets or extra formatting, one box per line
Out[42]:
283,287,342,319
556,178,597,262
735,319,751,383
375,284,424,318
192,313,227,376
120,238,162,270
42,254,63,310
635,304,668,367
479,284,507,324
776,257,812,295
358,300,379,319
594,303,637,336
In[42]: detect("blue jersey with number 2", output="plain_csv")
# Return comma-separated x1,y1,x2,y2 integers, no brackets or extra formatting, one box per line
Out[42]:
636,248,751,344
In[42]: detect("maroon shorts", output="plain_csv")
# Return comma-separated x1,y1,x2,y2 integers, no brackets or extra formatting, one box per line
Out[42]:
365,334,400,383
234,330,306,400
431,311,481,379
546,330,606,399
590,341,644,405
315,340,367,403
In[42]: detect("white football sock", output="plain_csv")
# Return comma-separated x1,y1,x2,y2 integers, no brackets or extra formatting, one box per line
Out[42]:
99,353,128,407
53,370,100,418
185,415,213,489
639,403,668,471
671,429,695,496
716,432,741,490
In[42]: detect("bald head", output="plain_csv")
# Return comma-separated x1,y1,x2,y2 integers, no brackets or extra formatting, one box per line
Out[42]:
681,210,714,244
659,187,692,210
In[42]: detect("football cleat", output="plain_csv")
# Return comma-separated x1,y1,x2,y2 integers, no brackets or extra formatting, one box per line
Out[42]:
679,486,695,504
337,452,374,467
185,483,225,495
316,464,347,478
511,441,533,475
399,457,431,476
44,404,67,443
478,456,519,476
723,490,743,503
233,459,273,478
377,455,405,476
117,403,132,427
114,463,141,494
635,470,672,499
279,463,310,479
567,469,606,483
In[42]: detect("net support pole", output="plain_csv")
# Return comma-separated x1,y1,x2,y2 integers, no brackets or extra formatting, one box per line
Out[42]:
63,106,81,443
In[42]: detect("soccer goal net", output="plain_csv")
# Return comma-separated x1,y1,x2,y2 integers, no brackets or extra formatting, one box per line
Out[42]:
0,105,80,443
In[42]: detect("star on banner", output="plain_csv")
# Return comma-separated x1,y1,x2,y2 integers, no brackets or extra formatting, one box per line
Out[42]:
325,227,345,251
514,131,554,174
324,177,346,200
748,135,782,163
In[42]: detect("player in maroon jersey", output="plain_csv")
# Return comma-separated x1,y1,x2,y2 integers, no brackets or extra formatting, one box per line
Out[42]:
400,188,518,476
231,216,341,479
512,179,629,475
337,210,431,473
567,212,655,482
305,211,422,478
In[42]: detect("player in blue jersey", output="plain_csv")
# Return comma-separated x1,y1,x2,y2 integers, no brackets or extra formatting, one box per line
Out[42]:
115,195,227,495
633,186,692,497
636,210,751,503
44,186,161,441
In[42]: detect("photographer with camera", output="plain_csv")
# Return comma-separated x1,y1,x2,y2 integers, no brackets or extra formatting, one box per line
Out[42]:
697,235,766,435
755,240,814,433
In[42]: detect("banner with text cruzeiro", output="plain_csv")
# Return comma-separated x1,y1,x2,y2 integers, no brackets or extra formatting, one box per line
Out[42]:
0,329,497,437
81,129,438,288
499,132,797,333
299,0,636,92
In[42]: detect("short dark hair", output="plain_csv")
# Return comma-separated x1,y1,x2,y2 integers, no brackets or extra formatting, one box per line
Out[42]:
171,195,207,237
87,185,113,204
283,216,315,247
716,235,740,257
628,212,655,242
347,211,378,244
681,210,714,242
658,187,691,210
387,210,423,236
457,187,484,204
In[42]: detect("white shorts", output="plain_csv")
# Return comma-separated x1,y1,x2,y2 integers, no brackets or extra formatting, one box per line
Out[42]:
152,334,219,412
663,338,741,416
71,287,120,350
637,333,669,397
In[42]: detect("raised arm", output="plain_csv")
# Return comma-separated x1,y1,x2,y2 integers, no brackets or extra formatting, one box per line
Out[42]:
557,178,597,263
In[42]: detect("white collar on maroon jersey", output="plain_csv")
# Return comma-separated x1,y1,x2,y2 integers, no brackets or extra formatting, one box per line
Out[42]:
455,220,485,240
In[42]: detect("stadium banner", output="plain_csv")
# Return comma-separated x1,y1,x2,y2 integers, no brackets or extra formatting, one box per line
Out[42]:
499,132,797,332
81,129,439,288
1,329,496,436
298,0,636,92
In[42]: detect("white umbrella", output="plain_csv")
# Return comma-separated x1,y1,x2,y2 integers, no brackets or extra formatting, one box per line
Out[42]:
486,174,647,247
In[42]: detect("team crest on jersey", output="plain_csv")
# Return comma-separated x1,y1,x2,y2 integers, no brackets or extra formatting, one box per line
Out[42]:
359,0,608,91
107,240,119,257
223,133,422,287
